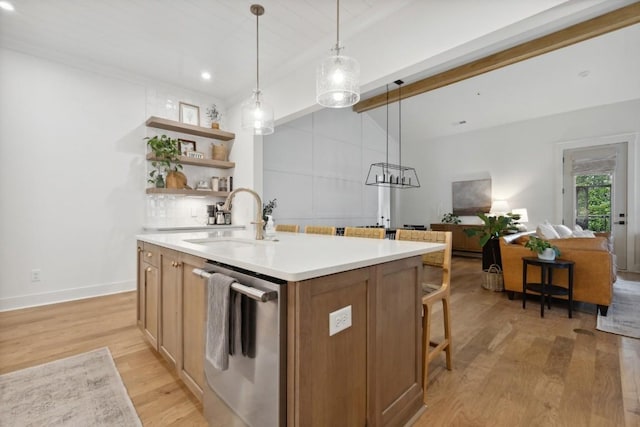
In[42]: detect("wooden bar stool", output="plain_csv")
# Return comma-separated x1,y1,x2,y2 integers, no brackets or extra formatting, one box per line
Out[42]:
304,225,337,235
343,227,385,239
274,224,299,233
396,229,453,402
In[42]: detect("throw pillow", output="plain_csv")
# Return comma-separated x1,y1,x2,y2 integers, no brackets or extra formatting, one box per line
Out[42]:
553,224,573,238
572,223,596,238
573,229,596,238
536,221,560,240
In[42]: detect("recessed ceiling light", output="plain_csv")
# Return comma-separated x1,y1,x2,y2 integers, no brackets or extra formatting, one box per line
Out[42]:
201,71,212,80
0,1,15,11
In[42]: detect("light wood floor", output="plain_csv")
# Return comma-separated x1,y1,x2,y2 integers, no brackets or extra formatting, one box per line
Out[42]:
1,257,638,426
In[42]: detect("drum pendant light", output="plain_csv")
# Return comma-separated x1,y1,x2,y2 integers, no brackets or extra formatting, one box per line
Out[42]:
316,0,360,108
241,4,274,135
365,80,420,188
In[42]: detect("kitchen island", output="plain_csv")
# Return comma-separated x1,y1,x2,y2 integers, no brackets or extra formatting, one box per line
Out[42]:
136,229,444,427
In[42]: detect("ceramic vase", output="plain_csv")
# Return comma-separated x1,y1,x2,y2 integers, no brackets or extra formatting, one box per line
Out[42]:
538,248,556,261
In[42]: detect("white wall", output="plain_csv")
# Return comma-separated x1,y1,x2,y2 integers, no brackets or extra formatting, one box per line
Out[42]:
396,99,640,271
0,48,233,310
263,107,398,229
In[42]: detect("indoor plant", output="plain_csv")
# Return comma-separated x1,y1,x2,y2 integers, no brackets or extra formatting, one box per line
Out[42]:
525,236,561,260
464,212,520,269
441,212,461,224
262,198,277,224
145,135,183,188
206,104,222,129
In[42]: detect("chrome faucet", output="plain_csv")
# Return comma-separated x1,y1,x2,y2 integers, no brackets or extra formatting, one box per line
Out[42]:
222,187,264,240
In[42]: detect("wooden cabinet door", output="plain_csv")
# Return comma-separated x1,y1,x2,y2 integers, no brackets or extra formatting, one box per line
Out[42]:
159,249,180,366
463,227,482,252
430,224,482,252
139,242,160,350
138,243,207,401
179,253,206,400
288,268,369,426
137,244,144,329
143,261,160,349
288,257,424,427
369,257,423,426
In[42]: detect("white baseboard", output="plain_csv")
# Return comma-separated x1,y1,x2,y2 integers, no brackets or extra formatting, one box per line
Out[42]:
0,280,136,312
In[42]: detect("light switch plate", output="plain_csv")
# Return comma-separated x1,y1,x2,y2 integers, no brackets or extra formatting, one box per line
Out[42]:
329,305,352,336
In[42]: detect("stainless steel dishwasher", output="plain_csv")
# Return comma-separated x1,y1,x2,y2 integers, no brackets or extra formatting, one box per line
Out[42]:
193,261,287,427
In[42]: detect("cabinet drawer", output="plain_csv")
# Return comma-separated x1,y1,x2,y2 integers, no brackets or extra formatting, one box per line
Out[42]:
142,243,160,267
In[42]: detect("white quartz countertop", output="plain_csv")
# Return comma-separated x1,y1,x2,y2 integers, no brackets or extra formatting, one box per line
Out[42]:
137,229,445,281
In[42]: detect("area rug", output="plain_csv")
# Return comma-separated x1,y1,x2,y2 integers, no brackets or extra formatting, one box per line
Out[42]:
596,279,640,339
0,347,142,426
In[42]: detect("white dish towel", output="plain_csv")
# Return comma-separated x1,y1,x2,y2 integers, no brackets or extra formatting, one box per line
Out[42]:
205,272,237,371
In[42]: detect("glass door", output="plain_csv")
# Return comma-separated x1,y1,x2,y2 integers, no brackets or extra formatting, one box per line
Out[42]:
563,142,627,269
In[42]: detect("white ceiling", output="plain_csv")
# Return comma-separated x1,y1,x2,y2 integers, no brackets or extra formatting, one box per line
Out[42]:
0,0,410,103
0,0,638,140
367,23,640,140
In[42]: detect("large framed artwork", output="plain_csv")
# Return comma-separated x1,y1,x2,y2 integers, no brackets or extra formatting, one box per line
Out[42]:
452,179,491,216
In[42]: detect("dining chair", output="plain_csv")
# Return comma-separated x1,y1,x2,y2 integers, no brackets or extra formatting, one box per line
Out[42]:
304,225,337,236
274,224,300,233
343,227,385,239
395,229,453,402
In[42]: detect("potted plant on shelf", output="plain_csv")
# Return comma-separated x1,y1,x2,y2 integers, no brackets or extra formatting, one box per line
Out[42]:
145,135,183,188
464,212,520,270
525,236,561,261
441,212,461,224
206,104,222,129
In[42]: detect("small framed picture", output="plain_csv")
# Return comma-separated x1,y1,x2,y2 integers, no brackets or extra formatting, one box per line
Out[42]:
179,102,200,126
178,138,196,155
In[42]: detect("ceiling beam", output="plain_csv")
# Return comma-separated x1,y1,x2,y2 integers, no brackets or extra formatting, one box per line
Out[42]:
352,2,640,113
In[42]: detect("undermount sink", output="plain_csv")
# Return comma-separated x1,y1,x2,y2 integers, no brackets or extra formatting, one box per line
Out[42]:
185,237,275,248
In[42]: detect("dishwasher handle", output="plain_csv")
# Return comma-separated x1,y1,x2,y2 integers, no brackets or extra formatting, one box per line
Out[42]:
192,268,277,302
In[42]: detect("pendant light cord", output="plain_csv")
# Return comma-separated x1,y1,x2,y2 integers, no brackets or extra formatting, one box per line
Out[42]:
335,0,341,53
256,11,260,92
336,0,340,48
385,84,389,177
398,82,402,176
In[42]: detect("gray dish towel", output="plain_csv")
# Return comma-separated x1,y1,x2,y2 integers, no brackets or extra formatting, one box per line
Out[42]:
205,272,237,371
229,290,241,356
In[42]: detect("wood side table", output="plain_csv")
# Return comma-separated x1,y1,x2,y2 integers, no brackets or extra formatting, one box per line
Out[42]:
522,257,575,318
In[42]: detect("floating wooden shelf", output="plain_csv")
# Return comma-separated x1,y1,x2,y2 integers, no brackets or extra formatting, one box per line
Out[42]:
145,116,235,141
145,153,235,169
146,188,230,197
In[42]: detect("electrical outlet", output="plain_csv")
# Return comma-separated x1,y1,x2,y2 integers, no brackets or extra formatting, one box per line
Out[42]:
329,305,352,336
31,269,41,282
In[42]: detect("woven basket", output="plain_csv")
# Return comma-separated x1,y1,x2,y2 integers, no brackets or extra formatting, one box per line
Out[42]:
482,264,504,291
211,144,228,161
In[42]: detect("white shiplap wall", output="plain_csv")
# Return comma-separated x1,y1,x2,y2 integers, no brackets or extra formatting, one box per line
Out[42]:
263,107,398,230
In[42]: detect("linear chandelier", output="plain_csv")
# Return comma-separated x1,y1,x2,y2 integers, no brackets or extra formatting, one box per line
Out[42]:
316,0,360,108
241,4,274,135
365,80,420,189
